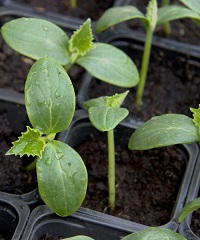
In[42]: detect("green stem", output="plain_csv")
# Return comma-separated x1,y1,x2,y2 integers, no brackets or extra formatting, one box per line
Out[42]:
107,129,115,211
69,0,77,9
25,158,37,171
135,29,153,106
161,0,171,36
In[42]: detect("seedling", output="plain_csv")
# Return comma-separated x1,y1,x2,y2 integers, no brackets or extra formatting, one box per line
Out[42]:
161,0,200,36
6,57,88,217
128,105,200,229
62,227,186,239
0,18,139,88
96,0,200,105
83,91,129,211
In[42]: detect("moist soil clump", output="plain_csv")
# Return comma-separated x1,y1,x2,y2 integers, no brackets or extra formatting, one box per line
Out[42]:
76,130,186,226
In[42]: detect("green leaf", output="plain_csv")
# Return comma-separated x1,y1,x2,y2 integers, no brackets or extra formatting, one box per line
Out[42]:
121,227,186,240
1,18,70,65
69,18,94,62
62,237,94,240
178,197,200,222
128,114,200,150
83,96,107,110
25,58,75,135
77,43,139,88
190,106,200,129
95,5,148,33
88,107,129,132
106,91,129,108
37,140,88,217
157,5,200,25
6,126,45,158
179,0,200,14
146,0,158,31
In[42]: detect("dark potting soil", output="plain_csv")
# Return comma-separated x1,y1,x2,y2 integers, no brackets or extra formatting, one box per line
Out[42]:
0,16,85,94
76,130,186,226
191,208,200,238
40,233,62,240
127,0,200,45
14,0,115,21
87,43,200,122
0,111,37,194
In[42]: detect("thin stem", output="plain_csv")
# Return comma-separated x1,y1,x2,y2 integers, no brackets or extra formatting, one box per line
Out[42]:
107,129,115,211
25,158,37,171
69,0,77,9
161,0,171,36
135,28,153,106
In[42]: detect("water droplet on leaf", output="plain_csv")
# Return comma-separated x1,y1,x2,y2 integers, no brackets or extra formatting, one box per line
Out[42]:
42,25,49,31
45,157,52,166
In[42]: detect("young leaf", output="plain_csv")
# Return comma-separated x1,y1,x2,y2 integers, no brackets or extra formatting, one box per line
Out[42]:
178,197,200,222
95,5,148,33
88,107,128,132
5,126,45,158
121,227,186,240
83,96,106,110
128,114,200,150
25,58,75,135
62,237,94,240
106,91,129,108
1,18,70,65
77,43,139,88
190,106,200,129
146,0,158,31
157,5,200,25
85,91,129,132
179,0,200,14
69,18,94,62
37,140,87,217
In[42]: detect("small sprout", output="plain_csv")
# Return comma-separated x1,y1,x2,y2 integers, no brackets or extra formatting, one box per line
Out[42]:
128,105,200,224
96,0,200,105
6,57,87,217
1,17,139,88
84,91,129,211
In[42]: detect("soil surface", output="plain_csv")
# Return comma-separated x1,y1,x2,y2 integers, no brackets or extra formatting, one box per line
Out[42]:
14,0,115,21
74,126,186,226
191,208,200,237
40,233,62,240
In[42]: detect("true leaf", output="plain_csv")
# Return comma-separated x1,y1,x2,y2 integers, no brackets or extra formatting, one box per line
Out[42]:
121,227,186,240
146,0,157,31
77,43,139,87
106,91,129,108
178,197,200,222
190,106,200,129
157,5,200,25
6,126,45,158
37,140,88,217
128,114,200,150
95,5,148,33
88,107,128,132
69,18,94,60
25,58,75,135
1,18,70,65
